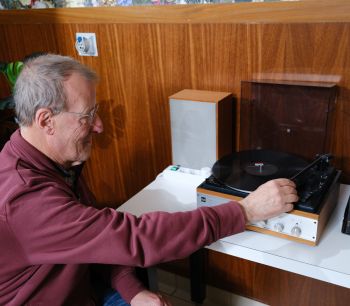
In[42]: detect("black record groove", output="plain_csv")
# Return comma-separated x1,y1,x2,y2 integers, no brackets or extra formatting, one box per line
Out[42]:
212,150,308,193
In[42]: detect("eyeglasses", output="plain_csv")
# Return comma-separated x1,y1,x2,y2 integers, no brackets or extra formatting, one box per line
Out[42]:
63,104,99,125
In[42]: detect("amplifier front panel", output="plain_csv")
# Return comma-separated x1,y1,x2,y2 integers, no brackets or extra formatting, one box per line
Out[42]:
248,214,318,244
197,190,319,245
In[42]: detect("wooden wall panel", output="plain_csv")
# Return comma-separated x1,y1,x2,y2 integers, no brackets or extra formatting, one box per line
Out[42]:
160,249,350,306
1,3,350,302
1,1,350,24
1,7,350,201
1,10,350,192
207,250,350,306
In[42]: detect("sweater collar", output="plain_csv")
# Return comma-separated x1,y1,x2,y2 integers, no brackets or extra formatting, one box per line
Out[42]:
10,129,84,185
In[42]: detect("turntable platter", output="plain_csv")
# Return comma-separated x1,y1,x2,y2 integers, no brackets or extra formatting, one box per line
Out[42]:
212,150,308,193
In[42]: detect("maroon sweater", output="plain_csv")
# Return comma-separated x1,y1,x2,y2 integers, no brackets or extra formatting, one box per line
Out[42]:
0,130,245,305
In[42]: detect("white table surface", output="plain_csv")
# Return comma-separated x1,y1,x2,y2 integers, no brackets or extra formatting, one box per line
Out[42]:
117,167,350,289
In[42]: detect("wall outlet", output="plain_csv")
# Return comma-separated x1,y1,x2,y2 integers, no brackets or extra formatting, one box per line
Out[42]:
75,33,98,56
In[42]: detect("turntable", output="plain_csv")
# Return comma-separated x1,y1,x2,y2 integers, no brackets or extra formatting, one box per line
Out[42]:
197,150,341,246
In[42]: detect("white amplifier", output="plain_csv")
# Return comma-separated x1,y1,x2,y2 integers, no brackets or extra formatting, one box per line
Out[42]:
197,171,341,246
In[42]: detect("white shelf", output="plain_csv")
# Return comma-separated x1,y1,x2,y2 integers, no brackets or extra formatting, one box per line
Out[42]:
118,167,350,289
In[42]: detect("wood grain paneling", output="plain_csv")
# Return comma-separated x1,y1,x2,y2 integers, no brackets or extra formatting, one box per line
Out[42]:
1,1,350,24
1,3,350,303
206,250,350,306
160,248,350,305
1,3,350,199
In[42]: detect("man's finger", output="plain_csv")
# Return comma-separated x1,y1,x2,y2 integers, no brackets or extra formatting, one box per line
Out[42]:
274,178,296,187
282,185,297,192
285,203,294,212
285,194,299,203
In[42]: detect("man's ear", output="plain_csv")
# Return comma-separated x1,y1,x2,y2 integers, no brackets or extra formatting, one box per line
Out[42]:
35,108,55,135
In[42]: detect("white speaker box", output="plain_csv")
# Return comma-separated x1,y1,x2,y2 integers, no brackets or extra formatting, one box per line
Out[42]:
169,89,233,170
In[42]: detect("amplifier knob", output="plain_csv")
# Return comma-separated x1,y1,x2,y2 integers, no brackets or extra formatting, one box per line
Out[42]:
291,226,302,237
274,223,284,232
255,220,268,228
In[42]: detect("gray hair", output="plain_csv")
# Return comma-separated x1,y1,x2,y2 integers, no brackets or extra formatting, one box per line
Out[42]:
14,54,98,127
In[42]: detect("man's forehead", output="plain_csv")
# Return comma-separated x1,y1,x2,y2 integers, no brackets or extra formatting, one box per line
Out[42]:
64,73,96,109
64,72,92,87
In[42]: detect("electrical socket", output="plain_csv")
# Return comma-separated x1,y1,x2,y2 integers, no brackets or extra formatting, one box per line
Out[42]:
75,33,98,57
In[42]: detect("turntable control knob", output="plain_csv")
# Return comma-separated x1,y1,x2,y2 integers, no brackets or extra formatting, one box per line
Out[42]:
274,223,284,233
291,226,302,237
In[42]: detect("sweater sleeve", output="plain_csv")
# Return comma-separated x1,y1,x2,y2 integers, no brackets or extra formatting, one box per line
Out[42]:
8,184,245,268
110,266,146,303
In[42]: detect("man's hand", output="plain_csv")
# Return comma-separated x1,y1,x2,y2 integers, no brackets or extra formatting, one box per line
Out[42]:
130,290,172,306
239,178,298,223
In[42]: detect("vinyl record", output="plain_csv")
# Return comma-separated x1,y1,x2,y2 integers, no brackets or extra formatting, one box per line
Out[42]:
212,150,308,193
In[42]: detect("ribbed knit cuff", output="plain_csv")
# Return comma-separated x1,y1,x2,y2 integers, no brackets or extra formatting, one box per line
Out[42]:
111,269,146,303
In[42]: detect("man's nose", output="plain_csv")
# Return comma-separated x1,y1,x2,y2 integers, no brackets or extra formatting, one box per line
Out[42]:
91,114,103,133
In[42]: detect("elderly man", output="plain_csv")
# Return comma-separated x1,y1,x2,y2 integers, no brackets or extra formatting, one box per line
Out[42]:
0,54,298,305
